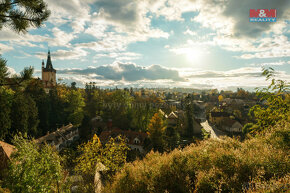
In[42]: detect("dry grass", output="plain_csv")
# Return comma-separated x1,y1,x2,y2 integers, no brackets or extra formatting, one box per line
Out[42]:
103,122,289,193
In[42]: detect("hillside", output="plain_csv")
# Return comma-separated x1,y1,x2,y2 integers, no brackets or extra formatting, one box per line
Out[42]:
104,121,289,193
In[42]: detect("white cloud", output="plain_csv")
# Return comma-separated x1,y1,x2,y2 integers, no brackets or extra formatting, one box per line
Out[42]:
0,43,13,54
35,48,88,60
250,61,287,66
55,64,290,90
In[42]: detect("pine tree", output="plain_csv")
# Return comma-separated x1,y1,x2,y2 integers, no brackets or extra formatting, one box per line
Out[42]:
0,0,50,33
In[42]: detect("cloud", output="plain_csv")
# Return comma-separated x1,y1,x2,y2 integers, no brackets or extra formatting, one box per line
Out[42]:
35,48,87,60
222,0,290,38
55,65,290,91
192,0,290,38
185,67,263,79
57,62,185,81
250,61,288,66
0,43,13,54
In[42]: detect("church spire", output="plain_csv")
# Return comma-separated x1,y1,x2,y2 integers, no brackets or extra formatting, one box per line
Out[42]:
46,50,53,69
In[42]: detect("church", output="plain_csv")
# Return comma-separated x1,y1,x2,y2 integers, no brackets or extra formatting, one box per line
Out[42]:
41,51,56,93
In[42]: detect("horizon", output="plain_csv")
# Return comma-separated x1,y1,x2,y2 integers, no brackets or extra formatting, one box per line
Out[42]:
1,0,289,91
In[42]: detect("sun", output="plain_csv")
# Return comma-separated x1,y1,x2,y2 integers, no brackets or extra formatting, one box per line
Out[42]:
185,48,203,63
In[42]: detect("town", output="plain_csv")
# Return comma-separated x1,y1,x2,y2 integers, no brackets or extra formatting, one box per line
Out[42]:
0,0,289,192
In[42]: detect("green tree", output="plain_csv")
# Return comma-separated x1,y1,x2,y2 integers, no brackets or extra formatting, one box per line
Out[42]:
165,126,180,150
25,79,50,137
104,90,133,129
0,59,34,87
3,135,68,193
185,101,194,138
0,87,14,139
65,89,85,126
247,67,290,134
147,112,166,152
0,57,8,85
75,135,128,191
10,93,39,137
0,0,50,33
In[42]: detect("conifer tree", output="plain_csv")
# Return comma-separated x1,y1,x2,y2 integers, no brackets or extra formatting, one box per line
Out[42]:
0,0,50,33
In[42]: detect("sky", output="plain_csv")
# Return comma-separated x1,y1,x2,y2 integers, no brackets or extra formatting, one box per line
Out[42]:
0,0,289,90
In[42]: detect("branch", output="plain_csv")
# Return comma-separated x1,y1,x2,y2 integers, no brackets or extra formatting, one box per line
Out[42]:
0,14,41,22
0,1,19,7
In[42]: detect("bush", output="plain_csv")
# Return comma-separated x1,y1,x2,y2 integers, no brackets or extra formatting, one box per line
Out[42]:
104,122,289,193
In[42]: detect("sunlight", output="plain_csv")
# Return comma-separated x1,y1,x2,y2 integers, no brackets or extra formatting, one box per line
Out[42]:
185,47,203,63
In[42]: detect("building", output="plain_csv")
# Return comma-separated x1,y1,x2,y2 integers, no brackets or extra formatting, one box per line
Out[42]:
0,141,16,174
222,120,243,133
209,112,230,125
35,124,79,151
167,110,202,135
99,128,148,153
42,50,56,93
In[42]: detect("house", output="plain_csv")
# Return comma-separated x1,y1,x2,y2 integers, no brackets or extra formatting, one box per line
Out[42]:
222,120,243,133
99,128,148,153
35,124,79,151
167,110,202,135
0,141,16,173
167,111,178,127
209,112,230,125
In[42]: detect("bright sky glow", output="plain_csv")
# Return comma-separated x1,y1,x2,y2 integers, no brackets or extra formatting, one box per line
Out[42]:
0,0,289,90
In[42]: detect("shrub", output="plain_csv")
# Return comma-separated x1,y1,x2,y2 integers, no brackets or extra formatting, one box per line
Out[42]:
104,122,289,193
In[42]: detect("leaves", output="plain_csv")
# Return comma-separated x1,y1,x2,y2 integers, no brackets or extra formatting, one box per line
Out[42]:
0,0,51,33
4,135,67,193
246,68,289,134
75,135,129,187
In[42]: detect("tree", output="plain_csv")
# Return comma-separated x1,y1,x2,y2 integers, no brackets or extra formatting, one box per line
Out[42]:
247,67,289,134
71,82,77,90
0,58,34,87
185,101,194,138
147,113,166,152
75,135,128,191
3,135,68,192
233,109,242,120
0,87,14,140
25,80,50,137
218,95,224,102
0,57,8,85
0,0,50,33
64,89,85,126
165,126,180,150
10,93,39,137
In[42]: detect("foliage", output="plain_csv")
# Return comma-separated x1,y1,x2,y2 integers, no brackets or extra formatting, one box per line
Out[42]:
64,89,85,126
24,80,50,136
0,0,50,33
201,128,210,139
3,135,69,193
218,95,224,102
147,112,167,152
0,56,34,87
10,93,39,137
75,135,129,191
104,121,289,193
165,126,180,150
247,67,289,134
0,87,14,139
0,56,8,85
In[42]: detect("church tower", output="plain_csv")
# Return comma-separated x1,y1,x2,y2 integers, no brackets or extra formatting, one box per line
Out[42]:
42,50,56,92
